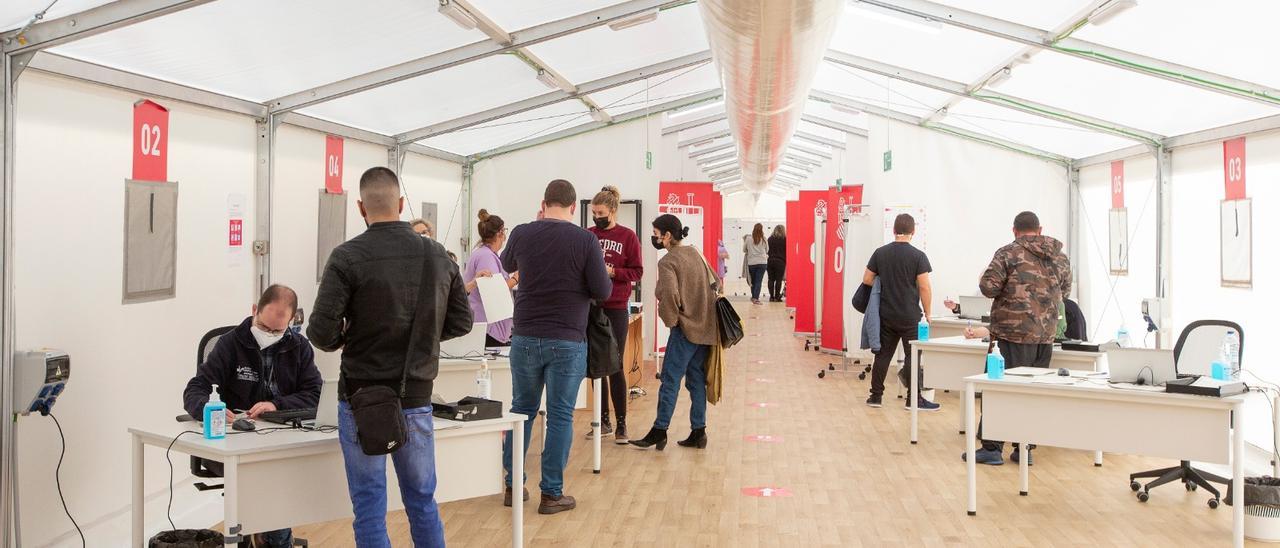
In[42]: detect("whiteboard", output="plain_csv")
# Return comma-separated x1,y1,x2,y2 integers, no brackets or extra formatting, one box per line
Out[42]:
883,206,926,250
1220,199,1251,288
1108,208,1128,275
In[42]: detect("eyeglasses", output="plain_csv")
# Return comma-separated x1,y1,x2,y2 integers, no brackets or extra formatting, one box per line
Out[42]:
253,318,286,336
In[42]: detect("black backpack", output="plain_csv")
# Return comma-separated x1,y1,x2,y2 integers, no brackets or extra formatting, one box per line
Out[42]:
585,304,621,379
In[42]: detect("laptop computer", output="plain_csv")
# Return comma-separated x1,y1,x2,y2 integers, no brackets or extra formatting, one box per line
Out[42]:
1107,348,1177,386
958,296,993,321
441,322,487,359
309,379,339,428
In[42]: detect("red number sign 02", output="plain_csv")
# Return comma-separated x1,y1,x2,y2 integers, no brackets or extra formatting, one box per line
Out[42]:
325,135,344,194
1110,160,1124,209
1223,137,1246,200
132,100,169,182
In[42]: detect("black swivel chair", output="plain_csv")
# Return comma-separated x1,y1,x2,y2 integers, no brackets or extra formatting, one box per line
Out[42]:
189,325,237,490
1129,319,1243,509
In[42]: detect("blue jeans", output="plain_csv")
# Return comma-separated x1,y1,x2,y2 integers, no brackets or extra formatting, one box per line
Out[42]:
655,326,709,430
338,401,445,548
502,335,587,497
748,264,767,300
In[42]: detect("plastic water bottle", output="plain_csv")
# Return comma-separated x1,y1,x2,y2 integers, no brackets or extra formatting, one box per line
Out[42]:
1117,328,1132,348
917,320,930,342
986,352,1005,380
476,358,492,400
1221,330,1240,377
203,385,226,440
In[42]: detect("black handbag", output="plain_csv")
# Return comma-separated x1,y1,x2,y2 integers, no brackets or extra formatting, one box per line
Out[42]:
852,282,871,314
586,304,620,379
716,296,744,349
347,238,432,456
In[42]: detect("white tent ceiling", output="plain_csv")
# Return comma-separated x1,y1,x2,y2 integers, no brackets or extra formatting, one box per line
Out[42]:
1,0,1276,163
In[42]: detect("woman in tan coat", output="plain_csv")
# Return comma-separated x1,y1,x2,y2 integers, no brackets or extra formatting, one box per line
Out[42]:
631,214,719,451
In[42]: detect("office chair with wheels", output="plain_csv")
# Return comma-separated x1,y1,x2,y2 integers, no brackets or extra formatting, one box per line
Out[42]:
1129,320,1243,509
189,325,237,491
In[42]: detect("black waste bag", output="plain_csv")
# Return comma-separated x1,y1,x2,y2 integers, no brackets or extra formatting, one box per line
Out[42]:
149,529,222,548
586,304,620,379
1225,475,1280,507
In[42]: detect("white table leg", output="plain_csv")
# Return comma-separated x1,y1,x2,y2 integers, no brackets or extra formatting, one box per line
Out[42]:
132,434,144,547
513,422,524,548
1019,442,1029,496
966,382,976,516
910,349,919,445
592,378,601,474
1094,450,1104,467
225,456,239,545
1233,402,1244,548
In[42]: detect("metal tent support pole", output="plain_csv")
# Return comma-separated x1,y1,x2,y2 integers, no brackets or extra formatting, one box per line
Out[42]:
253,115,280,297
1067,164,1080,301
1154,146,1173,349
1,51,17,548
461,161,473,261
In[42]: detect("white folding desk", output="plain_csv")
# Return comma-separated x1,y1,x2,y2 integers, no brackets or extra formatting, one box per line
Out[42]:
962,375,1245,548
131,413,528,547
436,357,512,403
908,336,1106,444
928,316,987,339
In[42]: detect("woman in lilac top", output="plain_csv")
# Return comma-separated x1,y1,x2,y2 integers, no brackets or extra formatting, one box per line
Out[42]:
464,209,517,346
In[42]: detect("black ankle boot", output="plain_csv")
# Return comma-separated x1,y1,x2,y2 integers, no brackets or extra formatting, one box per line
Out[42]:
629,427,667,450
677,428,707,448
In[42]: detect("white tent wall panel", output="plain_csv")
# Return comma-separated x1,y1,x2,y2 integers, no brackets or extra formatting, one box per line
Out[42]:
2,1,116,32
940,98,1138,159
471,120,665,316
524,3,708,84
466,0,624,31
1169,133,1280,453
1075,156,1157,344
11,71,256,546
400,152,468,258
858,117,1068,313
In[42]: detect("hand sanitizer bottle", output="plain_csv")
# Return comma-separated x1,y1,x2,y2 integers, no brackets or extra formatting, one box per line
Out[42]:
917,320,930,342
204,385,227,440
476,359,492,400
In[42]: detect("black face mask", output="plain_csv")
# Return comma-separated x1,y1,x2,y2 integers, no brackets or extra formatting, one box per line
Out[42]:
593,216,610,230
651,236,665,250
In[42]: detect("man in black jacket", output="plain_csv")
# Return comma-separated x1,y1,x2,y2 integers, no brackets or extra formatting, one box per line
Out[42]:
183,284,320,548
308,166,471,547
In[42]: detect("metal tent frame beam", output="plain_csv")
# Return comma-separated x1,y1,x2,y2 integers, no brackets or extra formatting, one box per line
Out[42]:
1,0,214,56
689,141,735,157
1075,112,1280,168
856,0,1280,107
398,51,712,143
266,0,691,114
823,51,1165,145
661,111,727,136
678,129,731,148
471,89,721,160
794,131,845,150
812,91,1071,166
799,114,868,138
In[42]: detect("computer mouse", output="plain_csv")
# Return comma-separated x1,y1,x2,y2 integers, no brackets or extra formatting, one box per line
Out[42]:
1057,368,1070,377
232,418,256,432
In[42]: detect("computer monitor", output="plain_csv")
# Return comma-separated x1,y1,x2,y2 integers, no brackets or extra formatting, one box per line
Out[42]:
1107,348,1176,386
958,296,993,321
440,322,487,359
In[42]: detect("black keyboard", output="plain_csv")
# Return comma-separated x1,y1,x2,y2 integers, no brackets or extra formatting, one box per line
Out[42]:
258,408,316,424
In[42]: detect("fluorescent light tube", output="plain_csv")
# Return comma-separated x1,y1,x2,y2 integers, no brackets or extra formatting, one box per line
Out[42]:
536,69,575,93
438,0,478,30
852,1,942,34
609,8,659,31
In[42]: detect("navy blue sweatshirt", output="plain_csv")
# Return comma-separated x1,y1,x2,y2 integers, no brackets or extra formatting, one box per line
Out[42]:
501,218,612,342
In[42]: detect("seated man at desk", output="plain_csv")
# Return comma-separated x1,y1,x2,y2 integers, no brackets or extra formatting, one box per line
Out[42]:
963,298,1087,341
183,284,323,548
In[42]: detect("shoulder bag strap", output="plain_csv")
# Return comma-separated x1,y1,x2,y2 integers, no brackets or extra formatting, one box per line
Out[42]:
400,237,434,397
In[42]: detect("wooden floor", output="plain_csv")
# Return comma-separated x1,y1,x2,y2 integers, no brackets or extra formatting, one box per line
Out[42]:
293,300,1250,547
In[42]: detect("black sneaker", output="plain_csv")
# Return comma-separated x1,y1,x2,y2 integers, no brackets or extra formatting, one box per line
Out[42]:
866,395,883,408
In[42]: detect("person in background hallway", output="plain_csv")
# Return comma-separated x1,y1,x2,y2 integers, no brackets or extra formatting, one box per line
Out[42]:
766,224,787,302
964,211,1071,467
184,284,320,548
863,214,940,411
716,239,730,290
631,214,719,451
500,179,612,514
309,167,472,548
744,223,769,305
410,218,434,239
587,185,643,444
463,209,517,347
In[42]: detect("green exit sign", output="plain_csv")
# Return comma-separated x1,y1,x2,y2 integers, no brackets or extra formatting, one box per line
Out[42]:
883,150,893,172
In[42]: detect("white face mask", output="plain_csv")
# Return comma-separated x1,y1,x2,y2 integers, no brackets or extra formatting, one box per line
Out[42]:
250,325,285,350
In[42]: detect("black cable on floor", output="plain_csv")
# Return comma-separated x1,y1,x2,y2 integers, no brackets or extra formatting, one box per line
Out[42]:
166,430,198,531
48,413,85,547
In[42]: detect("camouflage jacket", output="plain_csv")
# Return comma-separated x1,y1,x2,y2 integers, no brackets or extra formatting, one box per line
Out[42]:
979,236,1071,345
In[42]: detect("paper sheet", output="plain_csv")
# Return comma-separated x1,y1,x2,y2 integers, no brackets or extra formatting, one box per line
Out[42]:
475,276,513,322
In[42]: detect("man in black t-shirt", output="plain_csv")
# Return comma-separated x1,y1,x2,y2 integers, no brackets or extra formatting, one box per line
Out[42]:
862,214,939,410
